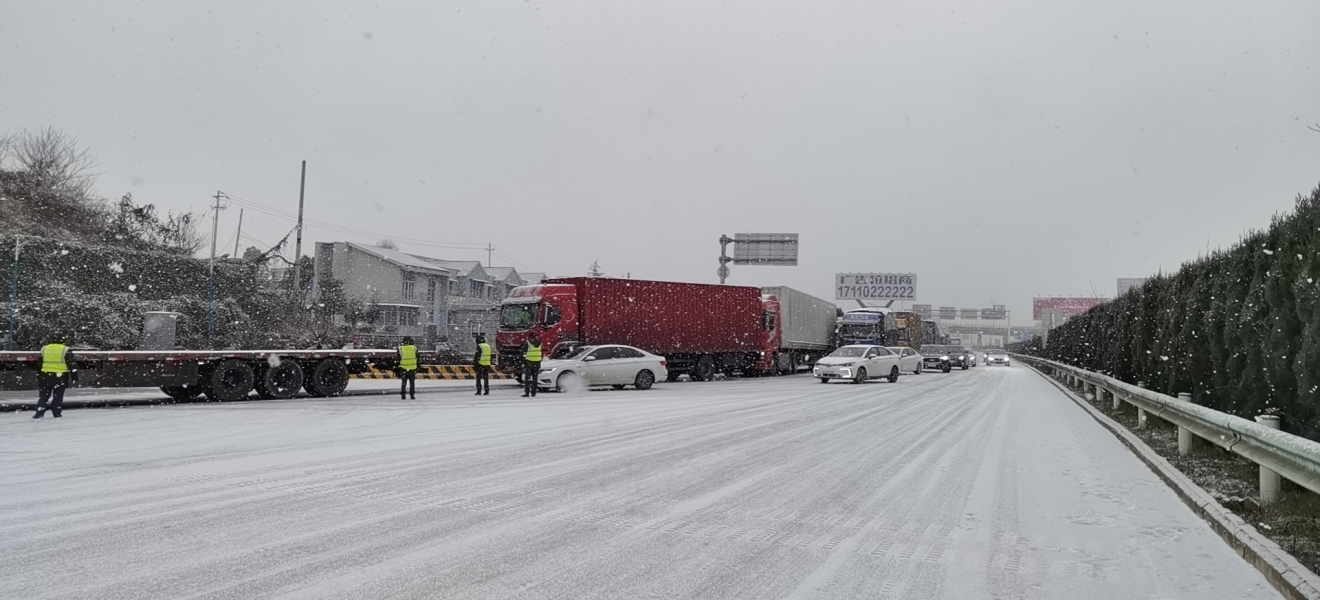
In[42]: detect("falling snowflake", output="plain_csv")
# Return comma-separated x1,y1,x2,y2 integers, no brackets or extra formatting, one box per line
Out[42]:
128,284,137,292
108,262,124,273
1263,249,1274,255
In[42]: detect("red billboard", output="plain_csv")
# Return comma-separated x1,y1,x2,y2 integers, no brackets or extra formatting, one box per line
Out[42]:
1033,297,1107,320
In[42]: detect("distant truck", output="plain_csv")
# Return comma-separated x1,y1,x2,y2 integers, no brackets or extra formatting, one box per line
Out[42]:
887,311,927,348
496,277,783,382
837,308,895,346
760,286,838,374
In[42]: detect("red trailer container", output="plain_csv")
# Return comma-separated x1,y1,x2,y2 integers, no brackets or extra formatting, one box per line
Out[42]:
495,277,775,381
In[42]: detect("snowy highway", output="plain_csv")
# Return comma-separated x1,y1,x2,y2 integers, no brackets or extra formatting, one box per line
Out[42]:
1,366,1281,599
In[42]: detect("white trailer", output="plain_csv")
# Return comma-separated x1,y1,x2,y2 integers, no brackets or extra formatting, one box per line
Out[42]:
762,286,839,373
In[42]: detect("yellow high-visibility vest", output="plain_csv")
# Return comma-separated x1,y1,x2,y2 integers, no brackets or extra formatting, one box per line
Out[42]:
399,345,417,371
41,343,69,375
478,342,492,366
525,342,542,363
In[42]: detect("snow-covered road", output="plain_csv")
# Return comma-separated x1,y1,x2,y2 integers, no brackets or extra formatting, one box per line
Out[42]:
1,366,1281,599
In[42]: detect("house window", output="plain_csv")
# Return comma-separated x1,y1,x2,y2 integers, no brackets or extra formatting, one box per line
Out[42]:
382,306,420,327
470,281,483,298
449,280,459,296
402,272,416,300
427,278,437,302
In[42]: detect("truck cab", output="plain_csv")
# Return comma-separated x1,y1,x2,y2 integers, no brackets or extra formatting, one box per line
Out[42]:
837,308,894,346
495,284,578,375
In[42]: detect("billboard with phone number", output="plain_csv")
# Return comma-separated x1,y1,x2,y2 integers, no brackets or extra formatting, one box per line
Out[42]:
835,273,917,301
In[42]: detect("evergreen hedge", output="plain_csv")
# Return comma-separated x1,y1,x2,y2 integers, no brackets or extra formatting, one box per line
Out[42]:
1014,183,1320,440
0,235,297,350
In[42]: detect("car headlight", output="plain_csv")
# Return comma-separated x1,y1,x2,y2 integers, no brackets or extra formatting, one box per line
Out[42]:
540,367,558,374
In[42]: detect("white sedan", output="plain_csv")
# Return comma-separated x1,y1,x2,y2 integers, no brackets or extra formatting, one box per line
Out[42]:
814,345,904,384
537,345,668,392
886,347,925,374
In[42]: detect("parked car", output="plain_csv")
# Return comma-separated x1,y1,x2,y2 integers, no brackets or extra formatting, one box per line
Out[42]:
887,346,925,374
986,349,1011,366
536,345,668,392
920,345,957,373
814,345,903,383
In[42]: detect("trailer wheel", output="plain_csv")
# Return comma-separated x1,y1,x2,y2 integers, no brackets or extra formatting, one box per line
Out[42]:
665,371,680,382
691,356,716,382
205,359,256,402
256,359,305,400
305,358,349,397
161,385,204,401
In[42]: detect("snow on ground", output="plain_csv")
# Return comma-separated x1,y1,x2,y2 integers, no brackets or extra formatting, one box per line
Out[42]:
0,366,1281,599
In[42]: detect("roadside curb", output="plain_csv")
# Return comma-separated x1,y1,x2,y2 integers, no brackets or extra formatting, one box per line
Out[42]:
1022,362,1320,600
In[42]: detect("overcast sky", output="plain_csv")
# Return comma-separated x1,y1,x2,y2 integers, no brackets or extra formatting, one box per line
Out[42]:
4,1,1318,323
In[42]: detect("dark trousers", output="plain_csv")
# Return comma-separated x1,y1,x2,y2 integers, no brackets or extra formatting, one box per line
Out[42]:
36,373,69,416
400,370,416,399
523,362,541,396
475,365,490,394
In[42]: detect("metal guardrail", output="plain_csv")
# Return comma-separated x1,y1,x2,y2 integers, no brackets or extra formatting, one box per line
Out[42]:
1012,353,1320,501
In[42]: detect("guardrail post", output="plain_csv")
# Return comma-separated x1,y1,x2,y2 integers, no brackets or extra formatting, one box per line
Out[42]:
1256,415,1282,504
1176,393,1201,454
1135,382,1148,428
1109,388,1121,410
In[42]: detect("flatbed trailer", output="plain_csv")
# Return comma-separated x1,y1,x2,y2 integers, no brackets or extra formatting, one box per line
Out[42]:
0,348,445,401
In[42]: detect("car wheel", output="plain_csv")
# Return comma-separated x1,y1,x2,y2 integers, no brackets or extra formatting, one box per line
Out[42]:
914,363,922,375
943,364,951,373
888,366,899,383
556,371,581,393
962,364,968,370
634,369,655,390
853,367,867,384
818,377,829,384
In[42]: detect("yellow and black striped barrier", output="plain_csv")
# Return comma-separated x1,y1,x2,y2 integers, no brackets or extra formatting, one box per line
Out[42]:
350,365,513,380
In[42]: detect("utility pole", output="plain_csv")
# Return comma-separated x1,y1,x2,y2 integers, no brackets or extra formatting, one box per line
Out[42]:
8,237,25,349
487,244,493,268
208,191,227,345
233,208,243,257
291,161,307,302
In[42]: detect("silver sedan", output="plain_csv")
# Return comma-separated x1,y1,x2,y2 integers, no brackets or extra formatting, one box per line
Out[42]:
537,345,669,392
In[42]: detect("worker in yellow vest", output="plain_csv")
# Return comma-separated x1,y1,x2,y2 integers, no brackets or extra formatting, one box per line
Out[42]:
397,336,418,400
33,337,75,419
473,333,492,395
521,332,543,398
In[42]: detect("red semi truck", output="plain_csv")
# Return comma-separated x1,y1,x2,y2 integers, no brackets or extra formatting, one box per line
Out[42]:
496,277,832,382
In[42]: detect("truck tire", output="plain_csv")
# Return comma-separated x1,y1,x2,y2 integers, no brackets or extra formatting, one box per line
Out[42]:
205,359,256,402
888,366,900,383
691,356,716,382
161,385,204,401
305,358,349,397
666,371,680,382
256,360,305,400
853,367,867,384
634,369,655,390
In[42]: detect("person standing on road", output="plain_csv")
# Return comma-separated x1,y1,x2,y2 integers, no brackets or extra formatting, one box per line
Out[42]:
473,334,492,396
397,336,418,400
521,332,543,398
33,337,75,419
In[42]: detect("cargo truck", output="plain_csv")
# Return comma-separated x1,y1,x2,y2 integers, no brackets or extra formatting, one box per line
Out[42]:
496,277,780,382
760,286,838,374
837,308,895,346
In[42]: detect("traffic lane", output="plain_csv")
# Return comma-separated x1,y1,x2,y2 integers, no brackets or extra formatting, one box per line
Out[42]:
0,378,523,411
0,368,1280,599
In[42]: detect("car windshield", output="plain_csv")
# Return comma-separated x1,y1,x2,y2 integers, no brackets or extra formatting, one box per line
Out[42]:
828,347,869,358
559,346,597,360
989,350,1008,356
498,303,538,330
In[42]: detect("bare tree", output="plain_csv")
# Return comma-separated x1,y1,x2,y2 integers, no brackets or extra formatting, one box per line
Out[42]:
1,126,98,198
376,239,399,251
